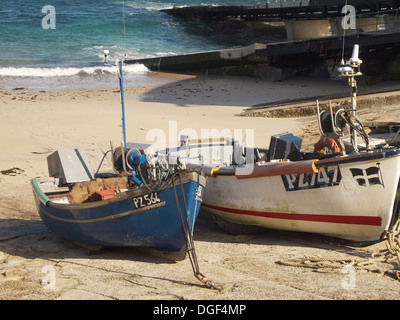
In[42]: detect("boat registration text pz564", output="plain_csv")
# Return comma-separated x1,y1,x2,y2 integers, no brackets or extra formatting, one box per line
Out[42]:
132,192,162,209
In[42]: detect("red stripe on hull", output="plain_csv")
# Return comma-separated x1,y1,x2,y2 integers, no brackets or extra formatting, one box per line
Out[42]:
202,203,382,226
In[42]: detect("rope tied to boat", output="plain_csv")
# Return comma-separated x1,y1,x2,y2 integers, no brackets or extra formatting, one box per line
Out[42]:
171,171,223,291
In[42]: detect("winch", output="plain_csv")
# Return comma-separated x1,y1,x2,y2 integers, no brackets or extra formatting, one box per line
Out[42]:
111,145,172,189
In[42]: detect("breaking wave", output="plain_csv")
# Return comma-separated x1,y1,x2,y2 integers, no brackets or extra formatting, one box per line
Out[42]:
0,63,149,78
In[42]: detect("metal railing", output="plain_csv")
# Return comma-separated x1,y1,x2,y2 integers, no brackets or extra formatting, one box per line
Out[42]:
330,8,400,36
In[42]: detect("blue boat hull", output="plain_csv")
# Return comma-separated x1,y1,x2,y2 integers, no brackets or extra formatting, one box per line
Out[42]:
32,172,205,255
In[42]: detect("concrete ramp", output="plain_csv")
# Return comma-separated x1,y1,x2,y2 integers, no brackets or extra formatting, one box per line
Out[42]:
126,44,265,72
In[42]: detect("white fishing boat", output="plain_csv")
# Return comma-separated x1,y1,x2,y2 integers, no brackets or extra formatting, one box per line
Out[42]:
170,45,400,243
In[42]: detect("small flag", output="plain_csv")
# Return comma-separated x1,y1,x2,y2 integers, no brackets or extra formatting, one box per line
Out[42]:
350,166,382,187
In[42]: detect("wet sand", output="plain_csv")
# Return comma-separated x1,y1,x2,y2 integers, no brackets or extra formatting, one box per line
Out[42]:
1,73,400,301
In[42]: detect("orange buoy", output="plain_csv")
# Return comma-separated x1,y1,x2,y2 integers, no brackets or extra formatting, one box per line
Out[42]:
314,136,340,154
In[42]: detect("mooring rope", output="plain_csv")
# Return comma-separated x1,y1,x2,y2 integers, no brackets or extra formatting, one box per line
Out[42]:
277,219,400,280
381,218,400,279
277,256,387,275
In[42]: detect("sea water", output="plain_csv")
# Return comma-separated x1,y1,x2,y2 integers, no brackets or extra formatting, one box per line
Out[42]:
0,0,264,91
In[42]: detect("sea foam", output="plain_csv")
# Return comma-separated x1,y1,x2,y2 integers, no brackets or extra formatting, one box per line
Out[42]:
0,63,149,78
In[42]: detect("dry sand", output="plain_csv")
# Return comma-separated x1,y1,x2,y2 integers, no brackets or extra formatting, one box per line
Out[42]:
1,73,400,302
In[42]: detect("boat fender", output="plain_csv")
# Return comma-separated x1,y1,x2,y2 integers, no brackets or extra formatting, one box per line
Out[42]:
314,136,340,154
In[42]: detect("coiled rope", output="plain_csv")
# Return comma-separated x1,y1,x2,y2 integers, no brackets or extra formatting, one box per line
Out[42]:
381,218,400,279
277,219,400,280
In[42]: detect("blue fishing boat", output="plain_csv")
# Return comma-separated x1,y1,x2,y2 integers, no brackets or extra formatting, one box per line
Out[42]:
31,61,206,261
30,62,222,290
31,156,205,258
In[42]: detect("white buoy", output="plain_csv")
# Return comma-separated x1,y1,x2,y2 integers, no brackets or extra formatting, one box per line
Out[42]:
103,50,110,63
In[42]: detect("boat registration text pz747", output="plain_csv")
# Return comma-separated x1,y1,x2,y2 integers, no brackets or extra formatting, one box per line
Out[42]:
132,192,162,209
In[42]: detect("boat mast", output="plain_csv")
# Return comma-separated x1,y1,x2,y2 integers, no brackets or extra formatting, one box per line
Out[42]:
338,44,363,153
118,60,127,149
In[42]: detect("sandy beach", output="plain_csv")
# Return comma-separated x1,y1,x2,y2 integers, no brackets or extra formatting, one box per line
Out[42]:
1,72,400,302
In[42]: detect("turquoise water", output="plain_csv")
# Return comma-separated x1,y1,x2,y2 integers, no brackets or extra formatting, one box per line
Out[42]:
0,0,264,89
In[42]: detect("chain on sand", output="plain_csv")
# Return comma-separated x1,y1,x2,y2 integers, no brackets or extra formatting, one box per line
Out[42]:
277,219,400,280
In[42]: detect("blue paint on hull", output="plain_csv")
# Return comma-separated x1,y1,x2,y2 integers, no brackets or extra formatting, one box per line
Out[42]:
32,176,203,253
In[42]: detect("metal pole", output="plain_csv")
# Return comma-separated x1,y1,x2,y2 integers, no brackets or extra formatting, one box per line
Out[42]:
350,75,358,153
119,60,127,149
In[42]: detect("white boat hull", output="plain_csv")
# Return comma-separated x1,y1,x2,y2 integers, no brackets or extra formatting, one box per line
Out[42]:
201,150,400,242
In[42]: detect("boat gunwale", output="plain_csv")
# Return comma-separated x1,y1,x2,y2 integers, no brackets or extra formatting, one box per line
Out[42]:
196,148,400,179
315,148,400,168
32,171,205,210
